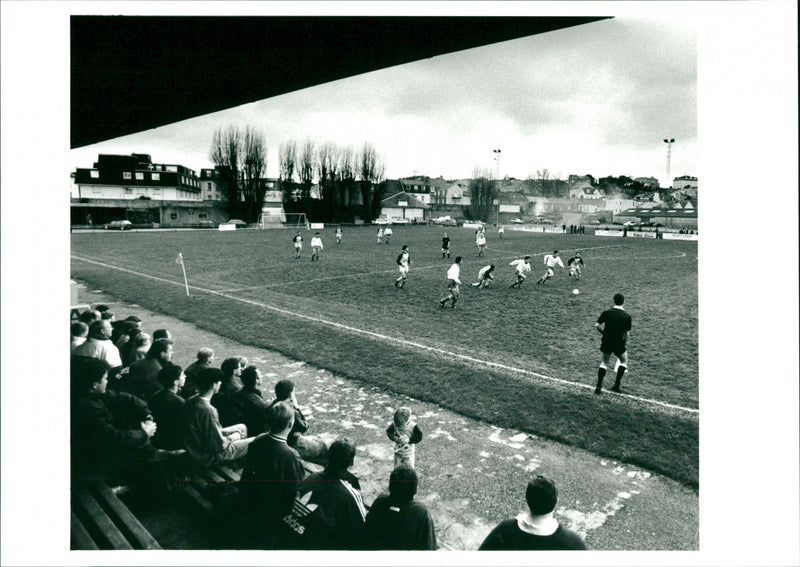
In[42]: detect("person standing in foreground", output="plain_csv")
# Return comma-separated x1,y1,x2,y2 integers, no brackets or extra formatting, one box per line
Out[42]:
310,232,324,261
508,256,532,288
497,225,505,239
377,226,384,244
281,438,367,550
595,293,632,394
479,475,586,550
335,225,343,244
395,245,411,288
363,466,437,550
292,231,303,259
537,250,565,284
439,256,462,308
383,225,393,244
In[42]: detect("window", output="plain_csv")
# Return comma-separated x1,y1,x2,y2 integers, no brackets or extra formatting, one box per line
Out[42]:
123,172,132,180
90,170,99,178
199,213,208,218
166,165,177,172
135,172,144,180
170,213,178,220
151,173,160,181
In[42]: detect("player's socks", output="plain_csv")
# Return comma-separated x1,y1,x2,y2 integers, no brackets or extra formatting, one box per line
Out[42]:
612,366,626,391
595,367,606,394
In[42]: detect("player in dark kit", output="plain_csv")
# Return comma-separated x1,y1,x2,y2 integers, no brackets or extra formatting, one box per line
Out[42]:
440,233,451,258
567,252,584,279
594,293,632,394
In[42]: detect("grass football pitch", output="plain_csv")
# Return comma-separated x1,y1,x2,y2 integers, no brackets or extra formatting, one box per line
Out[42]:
71,225,699,485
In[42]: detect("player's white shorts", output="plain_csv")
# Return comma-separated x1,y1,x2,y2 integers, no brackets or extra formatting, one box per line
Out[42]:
569,265,581,276
294,243,302,250
399,265,409,277
544,267,554,278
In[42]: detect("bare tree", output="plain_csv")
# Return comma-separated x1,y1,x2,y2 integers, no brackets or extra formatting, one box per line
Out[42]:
241,126,267,222
316,142,339,221
338,146,356,221
210,126,243,217
467,167,498,222
359,142,385,222
279,141,297,200
298,140,315,214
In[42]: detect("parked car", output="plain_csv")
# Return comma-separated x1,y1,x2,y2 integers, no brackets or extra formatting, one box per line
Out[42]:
104,220,132,230
226,219,247,226
197,220,216,228
510,218,524,224
623,220,639,226
432,215,457,226
390,217,410,224
372,216,391,225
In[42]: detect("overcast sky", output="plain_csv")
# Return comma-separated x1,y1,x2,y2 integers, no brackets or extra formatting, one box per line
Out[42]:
69,14,696,187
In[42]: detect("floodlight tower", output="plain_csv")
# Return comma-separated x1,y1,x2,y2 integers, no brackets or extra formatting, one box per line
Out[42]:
663,138,675,188
492,149,501,224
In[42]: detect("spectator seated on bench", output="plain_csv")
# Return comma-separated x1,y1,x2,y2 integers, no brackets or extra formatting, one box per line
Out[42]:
182,347,214,399
364,465,437,550
116,338,173,399
73,319,123,371
71,356,181,488
71,321,89,351
269,379,328,466
235,365,272,437
148,363,187,451
240,401,305,547
78,308,101,326
212,357,246,427
181,368,255,468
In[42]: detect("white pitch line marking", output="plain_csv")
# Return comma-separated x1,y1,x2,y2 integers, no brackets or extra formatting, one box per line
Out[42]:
71,254,698,416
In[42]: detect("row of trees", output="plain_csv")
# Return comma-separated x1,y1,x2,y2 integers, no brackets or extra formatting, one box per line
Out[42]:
278,140,386,223
208,127,387,223
465,167,498,222
210,126,269,222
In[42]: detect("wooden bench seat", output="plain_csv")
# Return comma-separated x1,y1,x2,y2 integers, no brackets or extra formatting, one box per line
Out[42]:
179,459,325,519
71,482,162,550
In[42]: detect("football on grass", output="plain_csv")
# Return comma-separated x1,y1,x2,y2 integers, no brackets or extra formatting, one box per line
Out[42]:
572,289,580,295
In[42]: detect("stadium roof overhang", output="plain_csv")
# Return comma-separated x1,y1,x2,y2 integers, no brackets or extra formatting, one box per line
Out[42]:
71,15,610,148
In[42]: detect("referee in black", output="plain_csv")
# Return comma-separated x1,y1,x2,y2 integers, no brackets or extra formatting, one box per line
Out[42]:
594,293,632,394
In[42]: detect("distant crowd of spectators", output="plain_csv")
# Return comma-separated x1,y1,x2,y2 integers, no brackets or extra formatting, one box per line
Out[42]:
70,304,586,551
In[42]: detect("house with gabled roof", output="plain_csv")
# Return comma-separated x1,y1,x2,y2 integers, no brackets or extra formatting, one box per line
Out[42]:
399,176,433,205
379,190,430,222
569,186,605,199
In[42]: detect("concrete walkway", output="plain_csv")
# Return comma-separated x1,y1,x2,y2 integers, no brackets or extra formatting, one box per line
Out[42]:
78,283,698,551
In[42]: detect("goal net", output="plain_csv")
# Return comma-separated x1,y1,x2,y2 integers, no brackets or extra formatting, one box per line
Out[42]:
285,213,310,231
257,212,310,230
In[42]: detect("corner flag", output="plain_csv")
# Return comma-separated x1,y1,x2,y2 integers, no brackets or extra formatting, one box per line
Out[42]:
175,252,189,296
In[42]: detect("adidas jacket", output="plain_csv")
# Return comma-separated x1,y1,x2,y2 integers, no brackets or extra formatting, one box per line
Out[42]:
281,469,367,549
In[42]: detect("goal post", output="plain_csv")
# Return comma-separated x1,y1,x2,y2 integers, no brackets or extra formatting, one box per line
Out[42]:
257,212,310,230
285,213,310,231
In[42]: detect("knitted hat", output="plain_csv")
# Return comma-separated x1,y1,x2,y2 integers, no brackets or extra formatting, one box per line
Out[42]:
393,407,412,428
